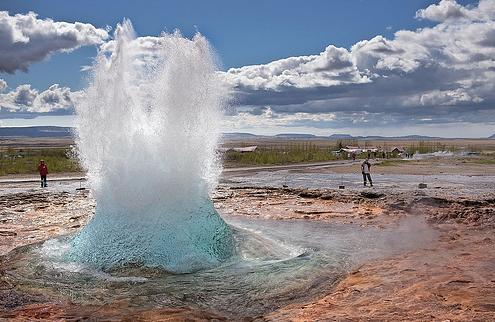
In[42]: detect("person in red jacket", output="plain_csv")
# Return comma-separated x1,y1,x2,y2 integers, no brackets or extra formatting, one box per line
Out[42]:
38,160,48,188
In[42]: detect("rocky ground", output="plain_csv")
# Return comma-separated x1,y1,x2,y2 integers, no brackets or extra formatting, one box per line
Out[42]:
214,185,495,320
0,165,494,320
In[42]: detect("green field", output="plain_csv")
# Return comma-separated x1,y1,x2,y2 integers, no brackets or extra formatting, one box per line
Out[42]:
223,143,340,166
0,147,82,176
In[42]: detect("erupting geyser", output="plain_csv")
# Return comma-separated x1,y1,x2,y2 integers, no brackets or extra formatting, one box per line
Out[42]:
67,20,234,273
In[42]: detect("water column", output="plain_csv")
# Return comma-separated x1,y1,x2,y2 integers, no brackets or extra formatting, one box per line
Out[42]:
67,20,234,273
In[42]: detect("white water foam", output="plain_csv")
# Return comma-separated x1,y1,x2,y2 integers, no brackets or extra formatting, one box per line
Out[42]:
67,20,234,273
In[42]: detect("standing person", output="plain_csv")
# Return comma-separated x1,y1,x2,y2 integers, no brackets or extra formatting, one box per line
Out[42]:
38,160,48,188
361,158,373,187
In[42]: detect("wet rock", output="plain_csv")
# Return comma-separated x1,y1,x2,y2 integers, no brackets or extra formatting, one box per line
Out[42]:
418,197,451,207
0,303,228,321
298,190,322,199
360,191,385,199
447,279,473,285
294,210,330,216
320,194,333,200
0,231,16,237
460,200,485,207
389,200,407,210
0,290,44,310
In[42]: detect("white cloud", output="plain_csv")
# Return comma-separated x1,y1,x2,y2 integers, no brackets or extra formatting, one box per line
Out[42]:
223,106,337,130
420,89,483,106
0,11,109,73
416,0,495,22
415,0,473,22
224,45,369,90
224,0,495,130
0,79,6,91
0,83,79,113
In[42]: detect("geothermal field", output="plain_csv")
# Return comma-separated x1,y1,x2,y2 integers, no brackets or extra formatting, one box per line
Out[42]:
1,7,495,321
1,146,495,320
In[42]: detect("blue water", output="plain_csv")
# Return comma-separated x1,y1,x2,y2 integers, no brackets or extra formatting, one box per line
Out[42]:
3,215,437,318
67,199,235,273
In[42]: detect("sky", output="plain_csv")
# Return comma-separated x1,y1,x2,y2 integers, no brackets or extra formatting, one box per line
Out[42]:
0,0,494,137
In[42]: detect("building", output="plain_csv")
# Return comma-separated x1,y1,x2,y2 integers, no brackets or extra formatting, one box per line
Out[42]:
390,147,405,154
218,146,258,153
232,146,258,153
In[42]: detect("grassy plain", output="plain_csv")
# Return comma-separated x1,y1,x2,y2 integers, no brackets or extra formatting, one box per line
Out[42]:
1,137,495,176
0,146,81,176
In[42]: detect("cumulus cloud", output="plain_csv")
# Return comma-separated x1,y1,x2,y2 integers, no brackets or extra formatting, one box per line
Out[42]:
0,11,109,73
0,79,6,91
420,89,483,106
415,0,473,22
223,107,337,131
223,0,495,131
224,45,369,91
416,0,495,22
0,83,79,114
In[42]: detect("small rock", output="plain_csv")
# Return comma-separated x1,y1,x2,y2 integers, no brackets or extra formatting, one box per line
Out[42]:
360,191,385,199
298,190,322,198
447,279,472,285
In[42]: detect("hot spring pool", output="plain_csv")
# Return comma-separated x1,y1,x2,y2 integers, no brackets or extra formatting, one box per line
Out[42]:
1,215,436,318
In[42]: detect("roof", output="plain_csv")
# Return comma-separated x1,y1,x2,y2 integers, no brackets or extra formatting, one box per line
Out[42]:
391,147,405,152
232,146,258,152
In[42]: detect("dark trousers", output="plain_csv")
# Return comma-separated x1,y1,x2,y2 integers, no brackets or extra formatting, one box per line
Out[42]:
41,175,47,188
362,173,372,186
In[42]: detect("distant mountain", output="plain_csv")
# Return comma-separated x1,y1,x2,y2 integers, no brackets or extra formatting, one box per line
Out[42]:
328,134,354,139
223,132,465,140
489,134,495,139
221,132,260,139
355,135,441,140
276,133,442,140
0,126,73,138
275,133,317,139
1,126,487,140
328,134,441,140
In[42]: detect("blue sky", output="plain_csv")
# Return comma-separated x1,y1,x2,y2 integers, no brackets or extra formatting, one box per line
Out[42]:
0,0,494,137
1,0,445,90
